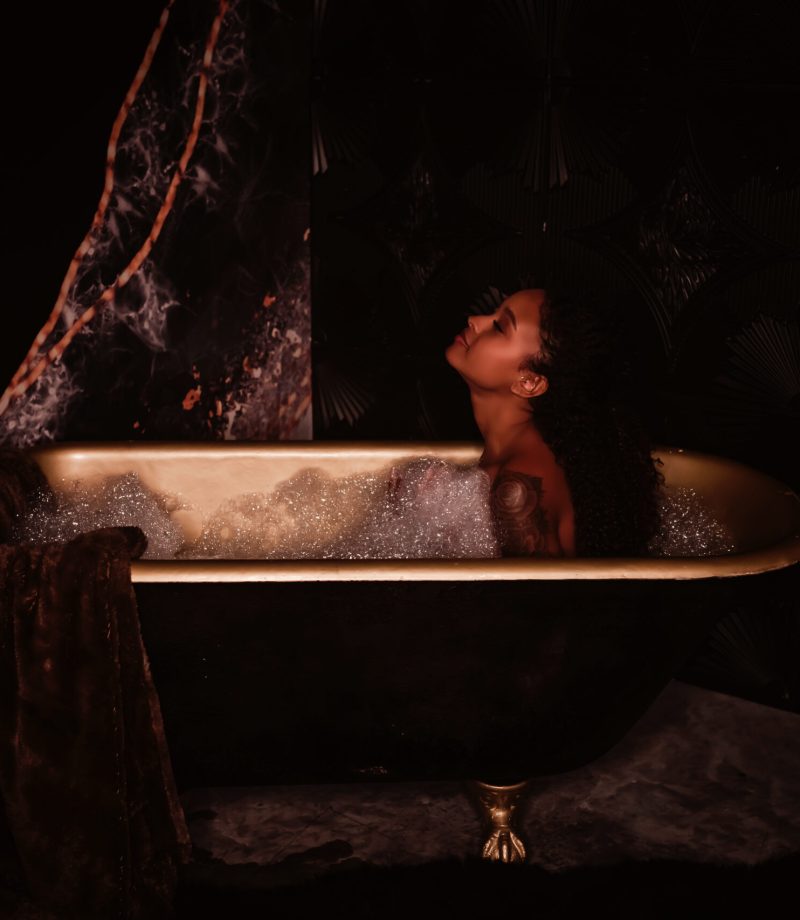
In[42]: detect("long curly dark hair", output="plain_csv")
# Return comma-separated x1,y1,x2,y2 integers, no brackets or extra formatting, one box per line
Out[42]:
522,287,665,556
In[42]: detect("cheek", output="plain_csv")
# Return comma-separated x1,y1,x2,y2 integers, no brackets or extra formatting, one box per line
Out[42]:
470,341,517,384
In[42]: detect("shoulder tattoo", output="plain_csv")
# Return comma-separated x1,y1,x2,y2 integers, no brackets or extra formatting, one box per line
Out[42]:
490,470,551,557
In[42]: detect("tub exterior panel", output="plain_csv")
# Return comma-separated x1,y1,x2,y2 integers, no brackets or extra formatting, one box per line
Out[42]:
136,575,749,789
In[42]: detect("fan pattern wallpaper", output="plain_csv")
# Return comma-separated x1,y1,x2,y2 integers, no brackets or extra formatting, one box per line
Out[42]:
310,0,799,710
312,0,797,465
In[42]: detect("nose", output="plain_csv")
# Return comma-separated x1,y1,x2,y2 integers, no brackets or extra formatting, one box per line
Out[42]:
462,316,479,347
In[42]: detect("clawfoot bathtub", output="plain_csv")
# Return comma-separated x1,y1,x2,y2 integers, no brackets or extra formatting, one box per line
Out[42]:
28,441,800,861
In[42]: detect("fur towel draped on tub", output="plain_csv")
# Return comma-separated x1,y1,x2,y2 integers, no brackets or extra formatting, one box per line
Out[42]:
0,449,191,919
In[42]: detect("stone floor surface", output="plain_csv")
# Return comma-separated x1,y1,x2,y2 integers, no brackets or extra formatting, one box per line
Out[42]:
179,679,800,888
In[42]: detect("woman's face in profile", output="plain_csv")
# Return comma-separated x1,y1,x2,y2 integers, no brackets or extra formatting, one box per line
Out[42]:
445,288,547,393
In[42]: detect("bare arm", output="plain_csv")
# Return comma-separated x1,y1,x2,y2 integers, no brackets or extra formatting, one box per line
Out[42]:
490,470,553,557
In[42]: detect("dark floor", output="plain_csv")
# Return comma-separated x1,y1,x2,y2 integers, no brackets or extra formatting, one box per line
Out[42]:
176,679,800,915
174,853,797,919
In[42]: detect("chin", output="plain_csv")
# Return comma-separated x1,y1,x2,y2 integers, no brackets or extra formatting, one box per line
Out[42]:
444,341,460,366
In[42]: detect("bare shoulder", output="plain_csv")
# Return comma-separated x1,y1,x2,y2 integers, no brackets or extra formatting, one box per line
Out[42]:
489,466,553,557
489,457,574,557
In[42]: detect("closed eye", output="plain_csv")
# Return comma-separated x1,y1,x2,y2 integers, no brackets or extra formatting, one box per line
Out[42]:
493,319,504,334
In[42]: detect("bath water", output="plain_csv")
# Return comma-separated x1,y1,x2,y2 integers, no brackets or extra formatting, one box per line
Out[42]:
14,457,736,560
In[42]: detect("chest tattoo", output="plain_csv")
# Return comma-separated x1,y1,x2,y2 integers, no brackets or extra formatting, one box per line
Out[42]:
490,470,551,557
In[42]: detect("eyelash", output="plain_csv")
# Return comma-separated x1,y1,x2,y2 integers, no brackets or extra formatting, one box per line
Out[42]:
493,319,504,334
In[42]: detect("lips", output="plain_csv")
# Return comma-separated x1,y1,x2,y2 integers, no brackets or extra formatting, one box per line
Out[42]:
455,331,470,348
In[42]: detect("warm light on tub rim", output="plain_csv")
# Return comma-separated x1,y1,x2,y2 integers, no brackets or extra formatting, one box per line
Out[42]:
28,440,800,583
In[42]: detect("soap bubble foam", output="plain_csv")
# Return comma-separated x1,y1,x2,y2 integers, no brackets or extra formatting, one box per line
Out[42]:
16,471,186,559
647,485,737,557
13,457,736,560
179,457,502,559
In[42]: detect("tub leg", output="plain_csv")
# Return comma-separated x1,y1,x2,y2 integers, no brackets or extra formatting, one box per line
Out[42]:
469,779,530,863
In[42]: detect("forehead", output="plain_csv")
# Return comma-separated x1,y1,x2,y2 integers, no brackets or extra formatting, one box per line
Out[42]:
504,289,545,326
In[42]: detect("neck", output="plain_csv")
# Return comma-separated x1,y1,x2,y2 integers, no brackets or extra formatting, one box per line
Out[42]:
470,388,543,466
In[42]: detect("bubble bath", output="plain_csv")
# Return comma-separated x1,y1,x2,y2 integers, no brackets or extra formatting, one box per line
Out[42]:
14,457,737,560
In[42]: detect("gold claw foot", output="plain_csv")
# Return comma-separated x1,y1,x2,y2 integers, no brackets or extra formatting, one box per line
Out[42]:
482,826,526,863
470,779,530,863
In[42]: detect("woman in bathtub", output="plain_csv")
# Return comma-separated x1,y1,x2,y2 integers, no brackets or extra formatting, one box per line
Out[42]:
444,287,664,558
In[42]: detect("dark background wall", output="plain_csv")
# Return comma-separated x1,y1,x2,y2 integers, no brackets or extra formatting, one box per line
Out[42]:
311,0,799,711
312,0,797,480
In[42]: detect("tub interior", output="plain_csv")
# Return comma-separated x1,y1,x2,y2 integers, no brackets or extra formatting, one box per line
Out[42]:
658,448,799,553
27,441,800,558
